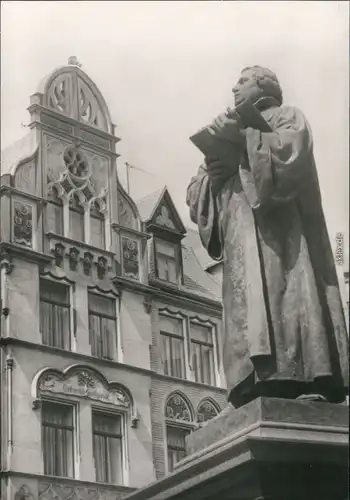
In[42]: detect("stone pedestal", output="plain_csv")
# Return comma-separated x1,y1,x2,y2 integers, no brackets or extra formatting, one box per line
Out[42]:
125,397,348,500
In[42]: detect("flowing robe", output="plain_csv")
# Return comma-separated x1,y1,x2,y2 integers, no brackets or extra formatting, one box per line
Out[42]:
186,104,349,406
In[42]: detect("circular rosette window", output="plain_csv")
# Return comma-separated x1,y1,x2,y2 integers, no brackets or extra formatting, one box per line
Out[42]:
63,145,91,185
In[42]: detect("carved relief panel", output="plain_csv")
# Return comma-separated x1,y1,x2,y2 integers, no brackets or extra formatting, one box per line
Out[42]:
121,236,140,280
37,368,130,409
12,199,35,248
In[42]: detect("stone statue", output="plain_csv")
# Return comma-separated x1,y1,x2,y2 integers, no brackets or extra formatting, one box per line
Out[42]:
186,66,349,408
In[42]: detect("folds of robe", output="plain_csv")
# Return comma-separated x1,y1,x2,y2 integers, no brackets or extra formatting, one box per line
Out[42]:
186,104,349,405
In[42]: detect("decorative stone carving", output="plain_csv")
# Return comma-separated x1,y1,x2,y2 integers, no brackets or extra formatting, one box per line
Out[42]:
143,296,153,315
78,77,106,130
121,237,139,280
13,201,33,247
0,251,13,274
197,399,220,423
39,481,131,500
165,393,192,422
69,247,80,271
15,484,34,500
156,205,175,230
64,145,90,179
97,256,108,280
47,73,73,115
83,251,94,275
46,139,108,213
53,242,66,266
38,368,130,408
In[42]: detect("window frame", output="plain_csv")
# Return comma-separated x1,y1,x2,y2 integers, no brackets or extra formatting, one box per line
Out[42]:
90,202,106,250
68,195,85,242
87,289,119,361
39,276,74,351
165,423,192,474
40,398,79,479
159,311,188,380
47,188,64,236
189,320,216,386
91,407,127,485
154,238,182,285
164,392,195,474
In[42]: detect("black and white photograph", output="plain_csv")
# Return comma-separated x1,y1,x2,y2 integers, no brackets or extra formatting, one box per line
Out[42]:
0,2,349,499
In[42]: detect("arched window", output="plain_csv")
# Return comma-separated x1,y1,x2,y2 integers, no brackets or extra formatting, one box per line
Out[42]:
47,187,63,235
196,398,220,424
33,365,135,484
165,392,194,473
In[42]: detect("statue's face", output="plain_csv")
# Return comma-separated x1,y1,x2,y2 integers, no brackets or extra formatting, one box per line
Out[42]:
232,69,262,106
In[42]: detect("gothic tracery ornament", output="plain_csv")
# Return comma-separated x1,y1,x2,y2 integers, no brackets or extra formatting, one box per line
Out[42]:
165,393,192,422
196,399,220,423
156,205,175,230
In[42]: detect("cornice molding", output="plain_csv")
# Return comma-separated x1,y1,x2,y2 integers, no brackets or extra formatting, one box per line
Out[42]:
0,242,53,268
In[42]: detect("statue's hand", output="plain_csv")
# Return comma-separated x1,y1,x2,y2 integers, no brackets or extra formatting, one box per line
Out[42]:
211,113,245,145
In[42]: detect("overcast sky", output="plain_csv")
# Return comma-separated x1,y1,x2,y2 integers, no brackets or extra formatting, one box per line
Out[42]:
1,1,349,266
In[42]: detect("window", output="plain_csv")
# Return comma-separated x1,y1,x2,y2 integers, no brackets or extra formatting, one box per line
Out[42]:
159,314,185,379
90,203,105,248
166,426,190,473
155,240,179,284
88,292,117,360
47,189,63,235
69,195,84,241
190,322,215,385
42,401,75,478
40,279,71,350
92,412,123,484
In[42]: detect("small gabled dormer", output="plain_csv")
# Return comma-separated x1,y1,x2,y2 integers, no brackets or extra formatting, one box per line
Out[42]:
137,187,186,286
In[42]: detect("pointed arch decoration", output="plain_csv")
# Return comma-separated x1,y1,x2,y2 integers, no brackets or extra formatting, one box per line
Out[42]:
196,398,220,423
42,64,112,133
165,392,194,423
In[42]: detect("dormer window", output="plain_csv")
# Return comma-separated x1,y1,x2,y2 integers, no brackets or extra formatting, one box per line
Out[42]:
155,239,180,284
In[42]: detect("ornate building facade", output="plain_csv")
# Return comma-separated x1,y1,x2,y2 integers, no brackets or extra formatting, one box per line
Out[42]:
0,59,227,500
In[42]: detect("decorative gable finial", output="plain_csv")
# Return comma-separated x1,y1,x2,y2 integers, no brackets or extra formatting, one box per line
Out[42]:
68,56,82,68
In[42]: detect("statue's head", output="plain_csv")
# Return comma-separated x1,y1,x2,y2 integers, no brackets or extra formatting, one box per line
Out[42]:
232,66,283,107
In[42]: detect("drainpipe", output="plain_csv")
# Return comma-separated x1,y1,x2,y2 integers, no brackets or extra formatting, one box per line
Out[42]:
6,356,14,469
1,256,11,338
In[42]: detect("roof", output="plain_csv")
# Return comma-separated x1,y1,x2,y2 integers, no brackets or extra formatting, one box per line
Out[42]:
1,131,37,176
181,243,221,300
182,227,219,270
136,188,165,222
